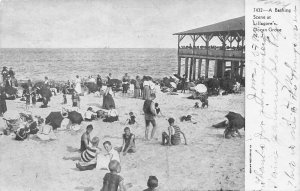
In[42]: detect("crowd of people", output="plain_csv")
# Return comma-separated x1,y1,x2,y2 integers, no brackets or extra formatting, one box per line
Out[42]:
0,70,195,190
180,44,245,51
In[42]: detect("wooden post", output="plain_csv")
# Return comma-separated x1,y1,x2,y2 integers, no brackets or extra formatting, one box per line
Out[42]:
193,58,196,80
185,57,189,77
240,61,244,78
231,61,234,79
189,58,193,82
214,60,218,77
205,59,209,78
198,59,202,78
222,61,226,78
177,57,181,76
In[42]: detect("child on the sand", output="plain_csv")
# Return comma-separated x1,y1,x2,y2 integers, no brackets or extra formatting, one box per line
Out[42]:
126,112,136,125
194,102,200,108
162,118,187,146
143,176,159,191
72,92,80,108
84,107,97,121
103,141,120,163
180,115,197,124
116,127,136,156
154,103,163,116
103,105,119,122
100,160,126,191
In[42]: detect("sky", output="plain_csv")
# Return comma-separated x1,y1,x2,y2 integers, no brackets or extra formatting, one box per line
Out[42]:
0,0,244,48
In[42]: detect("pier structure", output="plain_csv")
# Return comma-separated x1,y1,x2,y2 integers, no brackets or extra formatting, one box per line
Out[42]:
173,16,245,83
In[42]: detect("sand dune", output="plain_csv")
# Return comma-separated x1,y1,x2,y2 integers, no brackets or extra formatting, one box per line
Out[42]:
0,89,244,191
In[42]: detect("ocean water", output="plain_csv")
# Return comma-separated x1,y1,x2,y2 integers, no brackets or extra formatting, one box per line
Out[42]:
0,48,179,82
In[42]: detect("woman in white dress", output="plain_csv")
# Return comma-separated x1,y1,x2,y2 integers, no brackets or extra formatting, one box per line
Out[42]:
75,75,81,94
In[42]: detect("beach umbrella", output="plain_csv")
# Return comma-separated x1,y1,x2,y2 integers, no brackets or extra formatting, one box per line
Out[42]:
225,112,245,130
4,86,18,95
84,82,98,93
194,84,207,93
39,87,52,99
68,111,83,124
33,81,45,89
170,82,177,88
45,112,64,130
173,74,182,80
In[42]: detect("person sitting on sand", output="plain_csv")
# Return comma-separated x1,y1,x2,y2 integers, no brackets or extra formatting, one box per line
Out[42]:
125,112,136,125
80,125,93,152
84,107,97,121
76,137,101,171
180,115,197,124
116,127,136,156
194,102,200,108
143,176,159,191
103,105,119,122
101,160,126,191
162,118,187,146
103,141,120,163
154,103,163,116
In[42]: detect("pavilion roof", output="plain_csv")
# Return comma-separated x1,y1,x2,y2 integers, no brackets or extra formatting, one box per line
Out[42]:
173,16,245,35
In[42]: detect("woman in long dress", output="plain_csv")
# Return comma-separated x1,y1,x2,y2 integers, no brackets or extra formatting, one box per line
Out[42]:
75,75,81,94
102,85,115,110
143,77,151,100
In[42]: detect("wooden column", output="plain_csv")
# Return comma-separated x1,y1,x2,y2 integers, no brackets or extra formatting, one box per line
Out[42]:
231,61,235,79
178,35,186,76
193,58,196,80
185,57,189,77
177,57,181,76
189,58,193,82
222,61,226,78
198,59,202,79
240,61,244,78
214,60,218,77
205,59,209,78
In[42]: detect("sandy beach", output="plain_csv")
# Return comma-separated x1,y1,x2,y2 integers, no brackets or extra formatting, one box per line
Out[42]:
0,87,244,191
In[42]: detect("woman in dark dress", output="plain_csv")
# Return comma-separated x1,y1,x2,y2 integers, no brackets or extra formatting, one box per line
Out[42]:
0,89,7,116
102,85,115,110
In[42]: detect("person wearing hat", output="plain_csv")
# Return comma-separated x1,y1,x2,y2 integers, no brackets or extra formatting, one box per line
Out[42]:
1,67,8,83
102,84,115,110
162,118,187,146
8,67,15,78
180,74,187,93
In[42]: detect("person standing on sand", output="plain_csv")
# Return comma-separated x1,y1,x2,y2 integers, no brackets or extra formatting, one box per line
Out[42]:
74,75,81,94
107,73,112,84
142,76,151,100
143,93,157,141
102,85,115,110
97,74,103,91
134,76,141,98
0,88,7,116
80,125,93,152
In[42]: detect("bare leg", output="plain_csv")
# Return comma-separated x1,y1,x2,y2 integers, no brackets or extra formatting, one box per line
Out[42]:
145,126,149,140
150,124,157,139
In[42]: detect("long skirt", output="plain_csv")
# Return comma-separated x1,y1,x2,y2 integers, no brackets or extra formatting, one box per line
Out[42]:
0,100,7,114
143,86,150,100
134,88,141,98
102,94,115,109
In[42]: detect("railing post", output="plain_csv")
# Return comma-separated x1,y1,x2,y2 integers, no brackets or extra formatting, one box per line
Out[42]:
198,59,202,79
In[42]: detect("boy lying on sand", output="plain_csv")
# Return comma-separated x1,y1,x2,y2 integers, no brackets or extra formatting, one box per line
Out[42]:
162,118,187,146
143,176,159,191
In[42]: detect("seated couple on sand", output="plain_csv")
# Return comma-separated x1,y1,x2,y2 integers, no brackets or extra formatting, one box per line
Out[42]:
162,118,187,146
103,105,119,123
77,139,120,171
